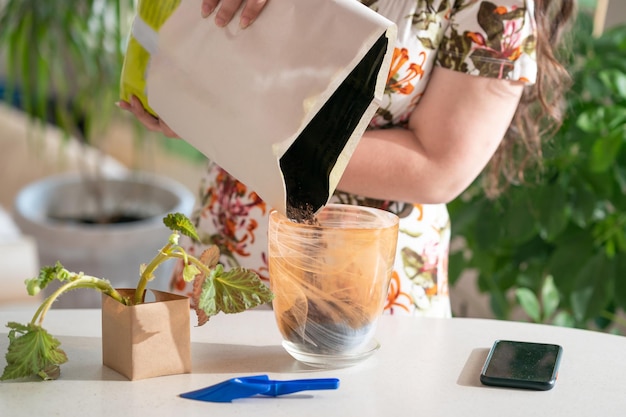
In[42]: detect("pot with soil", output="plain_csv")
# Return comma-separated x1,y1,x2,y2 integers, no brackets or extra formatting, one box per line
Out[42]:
268,204,399,368
12,172,195,308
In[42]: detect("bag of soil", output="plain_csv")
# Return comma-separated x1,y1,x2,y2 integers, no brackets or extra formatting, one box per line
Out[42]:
122,0,396,217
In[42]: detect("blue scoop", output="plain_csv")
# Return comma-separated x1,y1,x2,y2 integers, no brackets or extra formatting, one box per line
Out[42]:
180,375,340,403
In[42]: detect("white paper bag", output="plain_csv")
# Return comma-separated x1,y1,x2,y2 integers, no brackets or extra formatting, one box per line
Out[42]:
146,0,396,217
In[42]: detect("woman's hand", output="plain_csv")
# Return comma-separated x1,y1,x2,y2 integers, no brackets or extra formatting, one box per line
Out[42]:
118,1,269,136
201,0,268,28
117,96,179,138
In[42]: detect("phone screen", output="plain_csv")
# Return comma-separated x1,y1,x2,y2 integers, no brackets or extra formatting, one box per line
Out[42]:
480,340,563,390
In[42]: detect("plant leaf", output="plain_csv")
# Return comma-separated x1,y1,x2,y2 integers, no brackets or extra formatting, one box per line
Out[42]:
1,322,68,381
182,264,201,283
541,275,560,320
598,69,626,100
532,184,569,242
515,288,541,322
570,253,613,323
589,130,623,173
547,229,595,295
25,262,72,296
552,311,576,328
189,247,222,326
163,213,200,242
198,266,274,318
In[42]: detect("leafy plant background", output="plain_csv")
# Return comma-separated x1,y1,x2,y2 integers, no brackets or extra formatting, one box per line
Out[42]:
0,0,135,145
448,12,626,333
0,0,205,175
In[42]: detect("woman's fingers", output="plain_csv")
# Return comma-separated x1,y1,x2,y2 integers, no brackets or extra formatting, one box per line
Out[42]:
201,0,221,19
118,97,179,138
118,1,272,139
201,0,268,28
239,0,268,28
128,96,161,132
159,119,179,138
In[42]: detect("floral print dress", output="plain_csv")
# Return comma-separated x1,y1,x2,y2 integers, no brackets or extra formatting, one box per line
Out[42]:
171,0,538,317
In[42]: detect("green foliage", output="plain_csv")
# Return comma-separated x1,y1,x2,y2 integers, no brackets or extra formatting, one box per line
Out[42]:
25,262,72,296
448,14,626,332
163,212,201,242
0,0,134,143
513,276,563,324
197,265,275,317
2,213,274,381
1,322,68,381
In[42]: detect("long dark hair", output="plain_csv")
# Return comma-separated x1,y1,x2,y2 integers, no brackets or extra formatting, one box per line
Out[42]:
484,0,577,197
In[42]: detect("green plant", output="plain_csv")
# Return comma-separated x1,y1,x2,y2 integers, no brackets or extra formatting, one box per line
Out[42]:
448,13,626,332
0,0,133,144
0,0,143,225
0,213,274,381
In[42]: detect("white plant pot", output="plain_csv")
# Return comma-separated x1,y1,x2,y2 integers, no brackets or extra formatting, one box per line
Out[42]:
13,173,195,308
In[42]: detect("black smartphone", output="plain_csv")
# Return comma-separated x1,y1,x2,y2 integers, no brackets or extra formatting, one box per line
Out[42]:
480,340,563,391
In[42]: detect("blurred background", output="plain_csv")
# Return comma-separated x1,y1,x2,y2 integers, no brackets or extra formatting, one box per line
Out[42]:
1,1,625,333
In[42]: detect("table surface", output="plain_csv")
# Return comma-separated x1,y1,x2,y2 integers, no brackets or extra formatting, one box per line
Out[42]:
0,308,624,417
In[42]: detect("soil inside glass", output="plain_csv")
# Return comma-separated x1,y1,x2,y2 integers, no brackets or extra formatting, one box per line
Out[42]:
268,204,399,368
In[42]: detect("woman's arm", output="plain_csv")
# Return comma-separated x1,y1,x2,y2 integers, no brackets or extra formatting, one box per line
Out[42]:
122,66,524,205
337,66,525,204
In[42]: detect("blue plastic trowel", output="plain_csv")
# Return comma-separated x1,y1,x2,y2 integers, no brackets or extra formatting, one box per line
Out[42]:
180,374,340,403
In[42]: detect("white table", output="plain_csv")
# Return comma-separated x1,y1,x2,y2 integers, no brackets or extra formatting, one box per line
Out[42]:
0,309,624,416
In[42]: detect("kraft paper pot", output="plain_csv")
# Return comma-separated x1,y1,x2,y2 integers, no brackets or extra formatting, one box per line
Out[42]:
101,289,191,380
268,204,399,368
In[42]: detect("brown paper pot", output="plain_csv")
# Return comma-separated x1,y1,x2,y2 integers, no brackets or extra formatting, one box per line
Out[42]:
101,289,191,380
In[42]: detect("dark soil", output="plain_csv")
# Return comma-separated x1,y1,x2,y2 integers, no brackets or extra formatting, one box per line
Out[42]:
49,213,149,225
286,203,320,225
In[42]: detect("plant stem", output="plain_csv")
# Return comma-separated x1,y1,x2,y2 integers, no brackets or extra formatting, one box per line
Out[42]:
134,242,174,304
31,277,127,326
133,241,218,305
168,252,215,276
133,242,219,305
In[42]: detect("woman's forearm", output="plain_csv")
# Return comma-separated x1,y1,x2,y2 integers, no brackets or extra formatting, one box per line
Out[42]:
337,127,451,204
338,68,524,204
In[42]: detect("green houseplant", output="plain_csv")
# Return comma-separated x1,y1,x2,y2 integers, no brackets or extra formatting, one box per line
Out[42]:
0,0,132,145
448,13,626,332
1,213,274,381
0,0,202,307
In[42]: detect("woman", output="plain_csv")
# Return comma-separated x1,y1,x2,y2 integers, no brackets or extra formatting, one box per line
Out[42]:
121,0,575,317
